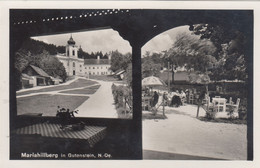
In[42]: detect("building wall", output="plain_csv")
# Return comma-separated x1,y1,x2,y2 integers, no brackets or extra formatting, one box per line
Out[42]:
56,38,112,77
85,64,112,75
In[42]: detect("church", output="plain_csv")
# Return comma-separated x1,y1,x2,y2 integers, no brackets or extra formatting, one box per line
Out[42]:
56,35,112,77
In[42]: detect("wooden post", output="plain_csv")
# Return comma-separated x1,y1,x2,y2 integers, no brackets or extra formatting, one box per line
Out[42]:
167,61,170,92
163,93,165,117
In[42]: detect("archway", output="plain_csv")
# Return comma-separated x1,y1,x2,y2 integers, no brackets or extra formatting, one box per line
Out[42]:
141,23,251,160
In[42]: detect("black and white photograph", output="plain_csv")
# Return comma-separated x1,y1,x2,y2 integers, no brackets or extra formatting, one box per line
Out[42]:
1,1,259,167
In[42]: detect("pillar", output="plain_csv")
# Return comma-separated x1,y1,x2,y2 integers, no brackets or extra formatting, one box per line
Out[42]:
131,42,142,159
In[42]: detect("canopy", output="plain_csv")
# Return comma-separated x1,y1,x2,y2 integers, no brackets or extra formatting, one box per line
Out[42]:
142,76,166,87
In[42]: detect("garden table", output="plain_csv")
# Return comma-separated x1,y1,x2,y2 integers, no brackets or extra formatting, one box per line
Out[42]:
15,122,107,148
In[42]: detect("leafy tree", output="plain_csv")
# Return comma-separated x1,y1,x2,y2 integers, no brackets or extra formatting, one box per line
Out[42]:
142,56,161,78
164,32,217,83
124,63,132,87
189,24,247,81
14,48,67,90
110,50,132,72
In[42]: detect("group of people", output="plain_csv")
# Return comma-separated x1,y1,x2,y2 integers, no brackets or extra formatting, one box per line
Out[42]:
143,87,187,109
166,90,187,107
142,87,208,111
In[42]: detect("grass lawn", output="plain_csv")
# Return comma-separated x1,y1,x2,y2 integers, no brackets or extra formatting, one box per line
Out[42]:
59,85,101,95
17,94,89,116
16,79,98,96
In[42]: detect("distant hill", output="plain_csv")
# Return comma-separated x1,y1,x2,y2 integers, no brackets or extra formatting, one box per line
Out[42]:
22,38,110,59
21,38,66,55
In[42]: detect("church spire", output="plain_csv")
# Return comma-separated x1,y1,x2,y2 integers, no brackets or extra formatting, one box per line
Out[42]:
67,34,75,45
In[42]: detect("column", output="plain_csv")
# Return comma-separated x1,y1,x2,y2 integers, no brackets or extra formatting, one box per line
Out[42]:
131,42,142,159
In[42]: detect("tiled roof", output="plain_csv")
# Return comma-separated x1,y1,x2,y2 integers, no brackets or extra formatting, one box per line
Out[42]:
30,65,50,77
84,59,111,65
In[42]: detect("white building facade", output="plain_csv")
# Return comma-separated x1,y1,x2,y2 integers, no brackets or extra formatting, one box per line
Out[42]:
84,56,112,76
56,36,112,77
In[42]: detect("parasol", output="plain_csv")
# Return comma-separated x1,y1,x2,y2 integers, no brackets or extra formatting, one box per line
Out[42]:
142,76,166,87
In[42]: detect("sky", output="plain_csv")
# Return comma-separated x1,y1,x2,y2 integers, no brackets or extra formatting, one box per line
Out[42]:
32,25,192,55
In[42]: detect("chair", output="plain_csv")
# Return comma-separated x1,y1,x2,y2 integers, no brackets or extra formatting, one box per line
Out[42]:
189,94,194,104
142,97,151,111
229,97,233,105
232,98,240,113
213,98,226,112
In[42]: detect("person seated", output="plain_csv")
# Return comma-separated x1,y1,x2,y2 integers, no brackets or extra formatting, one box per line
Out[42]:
171,95,182,107
180,90,186,105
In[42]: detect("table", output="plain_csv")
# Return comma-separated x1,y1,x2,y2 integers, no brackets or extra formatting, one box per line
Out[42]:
15,122,107,148
212,97,227,112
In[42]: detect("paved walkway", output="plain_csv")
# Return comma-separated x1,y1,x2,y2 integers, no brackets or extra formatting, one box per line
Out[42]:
75,79,118,118
143,105,247,160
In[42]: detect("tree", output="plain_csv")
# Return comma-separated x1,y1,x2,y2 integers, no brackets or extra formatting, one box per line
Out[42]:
164,32,217,83
124,63,133,87
142,56,161,78
37,52,67,81
110,50,132,72
14,49,68,90
190,24,247,81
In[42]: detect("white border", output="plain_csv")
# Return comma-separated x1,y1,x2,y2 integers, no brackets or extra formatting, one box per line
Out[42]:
1,1,259,168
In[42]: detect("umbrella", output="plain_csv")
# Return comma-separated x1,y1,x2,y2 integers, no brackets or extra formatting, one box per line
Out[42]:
142,76,166,87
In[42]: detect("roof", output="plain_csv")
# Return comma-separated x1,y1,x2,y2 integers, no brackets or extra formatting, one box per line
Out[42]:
67,35,75,45
84,59,111,65
30,65,50,77
21,73,34,80
115,70,126,75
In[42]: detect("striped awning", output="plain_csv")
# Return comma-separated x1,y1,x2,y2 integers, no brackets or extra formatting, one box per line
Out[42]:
15,123,107,147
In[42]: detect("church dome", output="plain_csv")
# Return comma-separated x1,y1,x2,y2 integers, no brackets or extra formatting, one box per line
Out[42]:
67,35,75,45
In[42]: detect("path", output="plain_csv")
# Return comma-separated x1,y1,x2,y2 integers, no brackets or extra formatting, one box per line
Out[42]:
75,79,117,118
143,105,247,160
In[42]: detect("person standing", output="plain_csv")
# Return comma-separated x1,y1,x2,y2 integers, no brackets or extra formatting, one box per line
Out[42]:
151,91,159,107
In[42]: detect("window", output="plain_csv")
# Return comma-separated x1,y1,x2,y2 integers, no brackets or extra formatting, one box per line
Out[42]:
93,72,95,75
80,65,82,68
89,72,91,75
67,50,69,56
72,50,75,56
97,72,99,75
101,67,103,69
67,62,69,66
85,67,86,69
73,62,75,67
89,67,91,69
93,67,95,69
97,67,99,69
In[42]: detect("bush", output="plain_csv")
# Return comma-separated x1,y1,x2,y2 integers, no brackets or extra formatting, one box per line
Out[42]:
205,106,217,120
111,84,132,119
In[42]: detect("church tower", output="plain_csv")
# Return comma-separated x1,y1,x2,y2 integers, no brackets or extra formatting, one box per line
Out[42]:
66,35,78,58
56,35,84,77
